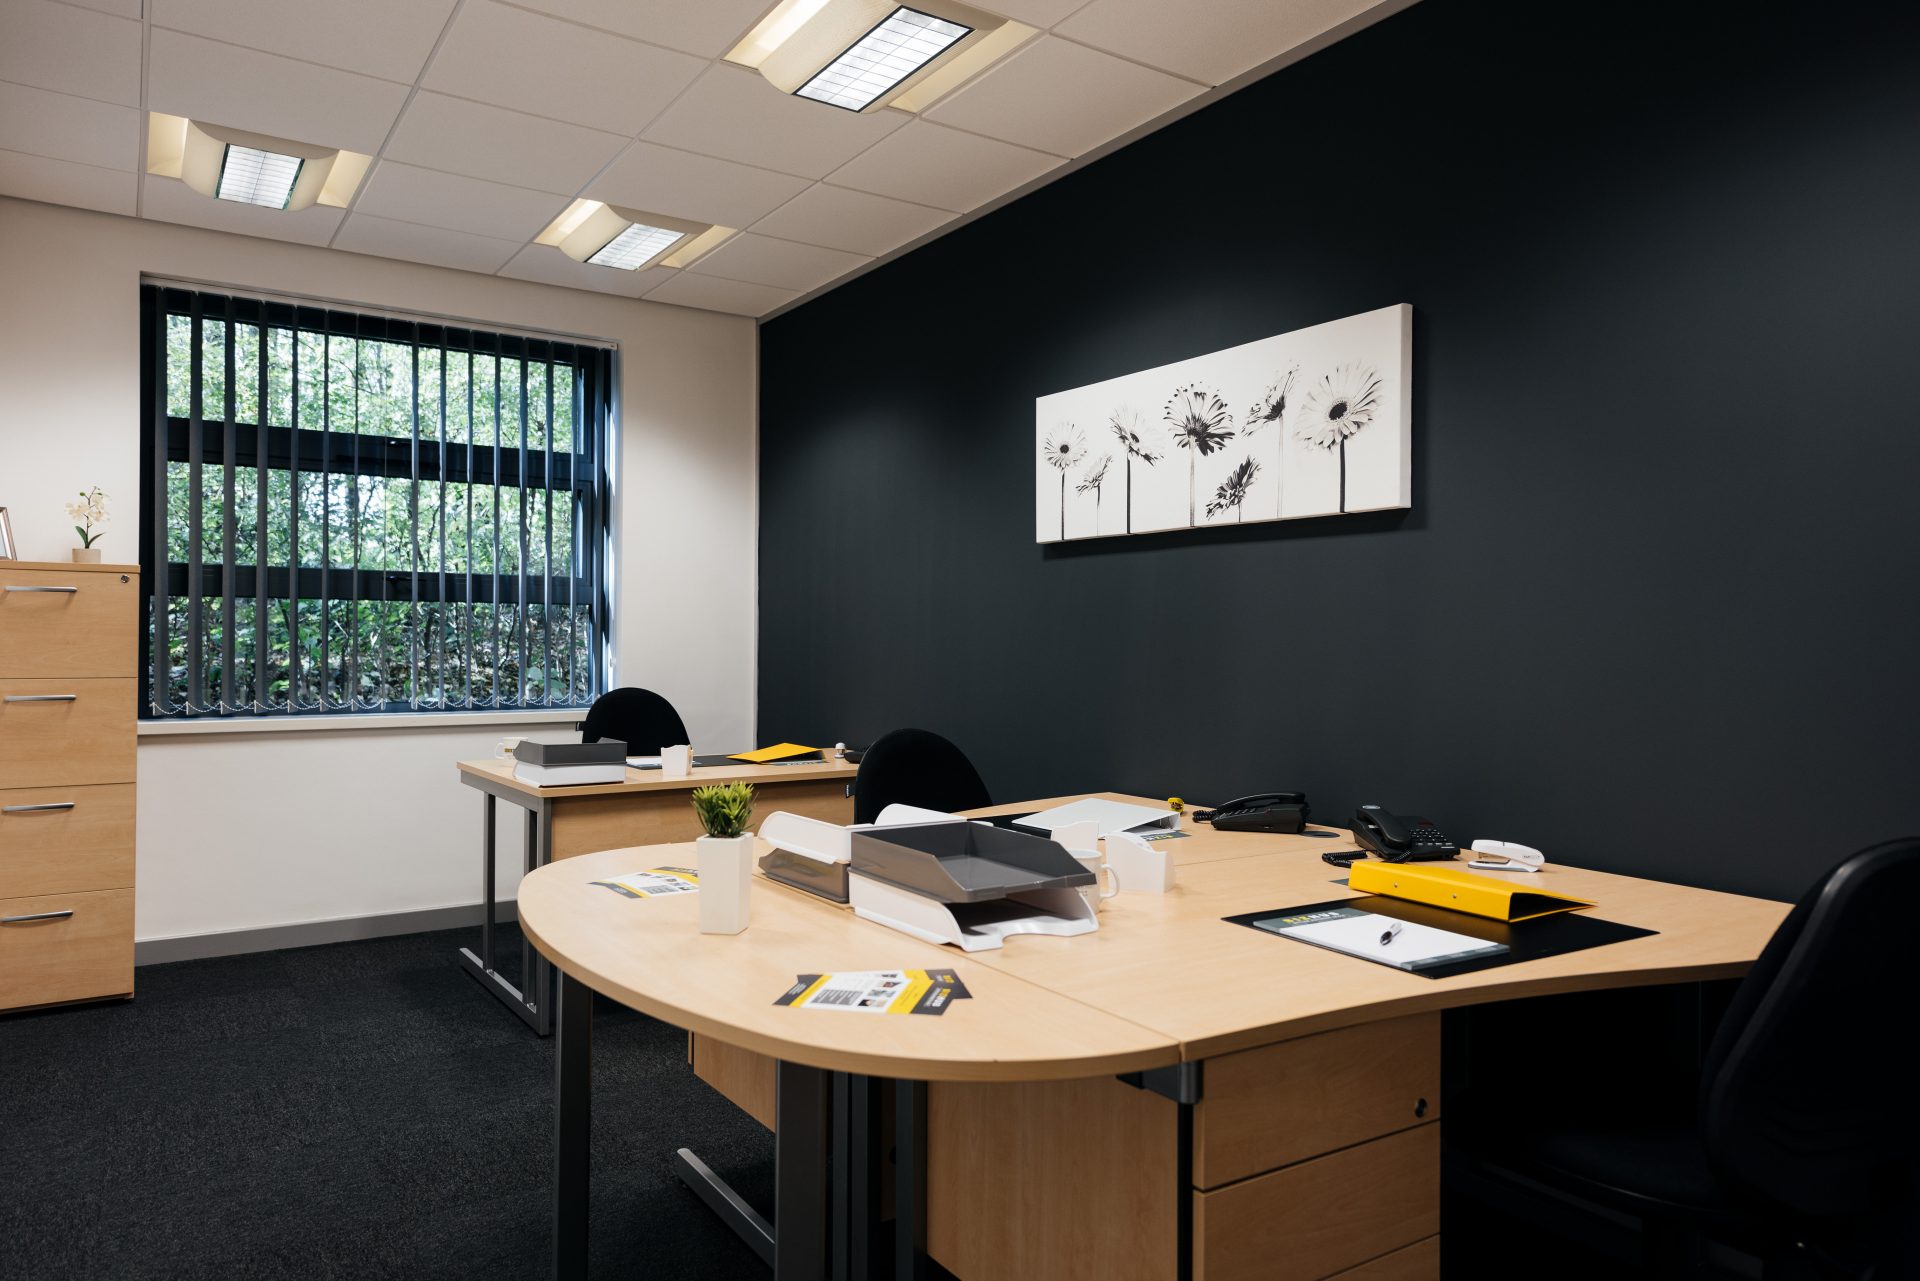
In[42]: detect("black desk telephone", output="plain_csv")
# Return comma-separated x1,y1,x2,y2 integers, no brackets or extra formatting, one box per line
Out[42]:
1194,792,1309,834
1351,804,1459,862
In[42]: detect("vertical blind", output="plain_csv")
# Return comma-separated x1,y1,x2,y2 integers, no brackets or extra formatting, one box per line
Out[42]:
138,283,614,719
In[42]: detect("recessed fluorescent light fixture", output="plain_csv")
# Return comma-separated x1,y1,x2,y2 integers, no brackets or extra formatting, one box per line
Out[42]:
537,201,723,272
216,145,304,209
587,220,685,270
796,8,971,112
146,114,370,210
727,0,1018,114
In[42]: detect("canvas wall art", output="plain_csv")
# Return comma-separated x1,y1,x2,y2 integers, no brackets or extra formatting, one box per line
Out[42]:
1034,303,1411,542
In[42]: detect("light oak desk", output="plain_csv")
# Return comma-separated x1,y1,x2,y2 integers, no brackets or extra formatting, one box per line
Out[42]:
519,792,1788,1281
455,754,856,1032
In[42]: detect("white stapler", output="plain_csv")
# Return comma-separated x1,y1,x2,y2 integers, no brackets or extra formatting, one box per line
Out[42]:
1467,839,1546,873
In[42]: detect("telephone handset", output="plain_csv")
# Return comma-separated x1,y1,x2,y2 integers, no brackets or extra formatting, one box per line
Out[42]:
1351,804,1459,862
1195,792,1309,834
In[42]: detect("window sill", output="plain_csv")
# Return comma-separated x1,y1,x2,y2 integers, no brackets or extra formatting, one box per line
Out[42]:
138,708,587,738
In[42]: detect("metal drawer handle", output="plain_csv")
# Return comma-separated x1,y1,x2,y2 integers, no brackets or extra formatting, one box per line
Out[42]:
1,910,74,924
3,585,80,594
2,803,76,814
4,694,79,703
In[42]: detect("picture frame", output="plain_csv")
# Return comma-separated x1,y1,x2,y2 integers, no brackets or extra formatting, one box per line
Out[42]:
1034,304,1413,542
0,506,15,560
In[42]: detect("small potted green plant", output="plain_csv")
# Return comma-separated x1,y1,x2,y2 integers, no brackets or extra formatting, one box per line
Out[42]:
691,782,755,935
66,487,108,563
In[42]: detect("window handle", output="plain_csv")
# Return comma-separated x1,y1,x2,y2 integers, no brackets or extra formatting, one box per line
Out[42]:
2,803,76,814
4,585,80,593
1,910,74,924
4,694,79,703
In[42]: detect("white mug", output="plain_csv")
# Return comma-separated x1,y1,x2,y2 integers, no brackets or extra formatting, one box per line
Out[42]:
660,743,692,778
495,735,522,759
1070,848,1120,914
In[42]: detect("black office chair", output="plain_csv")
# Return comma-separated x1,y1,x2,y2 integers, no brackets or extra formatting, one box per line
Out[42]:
579,687,689,756
851,728,991,824
1453,838,1920,1279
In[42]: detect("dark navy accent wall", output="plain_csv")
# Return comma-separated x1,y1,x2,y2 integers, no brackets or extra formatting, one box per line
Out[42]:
756,0,1920,903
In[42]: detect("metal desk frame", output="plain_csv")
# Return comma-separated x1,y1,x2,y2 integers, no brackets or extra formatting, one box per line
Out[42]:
458,773,557,1036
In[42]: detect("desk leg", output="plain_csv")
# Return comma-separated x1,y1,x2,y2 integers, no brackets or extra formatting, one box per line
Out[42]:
894,1079,926,1281
1175,1098,1194,1281
458,793,554,1035
834,1074,881,1281
553,969,592,1281
776,1061,832,1281
675,1061,836,1280
482,792,496,969
527,801,554,1037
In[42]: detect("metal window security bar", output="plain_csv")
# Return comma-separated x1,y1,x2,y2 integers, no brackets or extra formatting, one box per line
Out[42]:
138,283,615,720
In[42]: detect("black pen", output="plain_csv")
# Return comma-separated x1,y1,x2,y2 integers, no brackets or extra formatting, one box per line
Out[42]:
1379,922,1404,947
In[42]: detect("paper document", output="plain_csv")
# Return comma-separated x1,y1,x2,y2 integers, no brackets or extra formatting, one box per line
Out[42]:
625,755,660,768
773,969,972,1016
1257,904,1506,971
1016,798,1179,838
593,867,699,899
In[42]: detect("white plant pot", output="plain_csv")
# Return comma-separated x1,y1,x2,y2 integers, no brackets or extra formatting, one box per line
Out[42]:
72,548,102,563
697,833,753,935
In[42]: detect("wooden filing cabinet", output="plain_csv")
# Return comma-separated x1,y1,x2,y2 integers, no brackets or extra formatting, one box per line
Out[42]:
0,562,139,1013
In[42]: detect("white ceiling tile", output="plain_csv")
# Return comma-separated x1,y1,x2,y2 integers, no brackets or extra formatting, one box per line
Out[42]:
1057,0,1377,86
49,0,143,16
384,93,627,195
584,141,809,230
148,0,457,84
686,232,868,293
750,183,949,257
643,64,908,180
146,28,410,154
0,0,142,106
0,147,136,214
497,245,675,298
423,1,705,135
352,161,566,242
827,119,1057,213
924,35,1199,157
506,0,772,58
333,212,522,275
0,82,139,171
976,0,1091,26
140,173,346,245
644,271,798,317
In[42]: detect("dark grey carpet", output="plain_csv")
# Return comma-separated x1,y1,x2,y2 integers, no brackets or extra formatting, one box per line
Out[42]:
1,925,1701,1280
0,925,775,1280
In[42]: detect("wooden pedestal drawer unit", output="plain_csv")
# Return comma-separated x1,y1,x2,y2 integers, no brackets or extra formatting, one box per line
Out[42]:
0,562,138,1013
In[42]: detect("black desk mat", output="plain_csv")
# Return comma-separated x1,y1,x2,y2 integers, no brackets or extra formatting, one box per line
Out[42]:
1224,894,1657,980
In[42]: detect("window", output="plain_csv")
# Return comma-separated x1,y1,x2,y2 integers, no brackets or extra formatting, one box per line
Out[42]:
139,284,614,720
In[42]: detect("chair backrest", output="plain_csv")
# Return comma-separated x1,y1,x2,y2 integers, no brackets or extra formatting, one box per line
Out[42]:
851,728,990,825
1701,837,1920,1224
580,687,689,757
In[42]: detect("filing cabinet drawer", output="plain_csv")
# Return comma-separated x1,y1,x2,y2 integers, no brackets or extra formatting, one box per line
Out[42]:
1327,1237,1439,1280
1193,1124,1439,1281
1194,1013,1440,1188
0,783,135,898
0,678,136,787
0,887,135,1011
0,566,138,678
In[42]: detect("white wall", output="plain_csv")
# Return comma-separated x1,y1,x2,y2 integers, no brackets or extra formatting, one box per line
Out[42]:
0,196,758,945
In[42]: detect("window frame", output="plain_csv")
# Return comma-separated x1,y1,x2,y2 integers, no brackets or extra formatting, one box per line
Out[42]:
138,283,615,722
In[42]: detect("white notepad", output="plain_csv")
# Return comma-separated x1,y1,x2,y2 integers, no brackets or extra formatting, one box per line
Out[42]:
1274,911,1506,971
1016,798,1179,838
